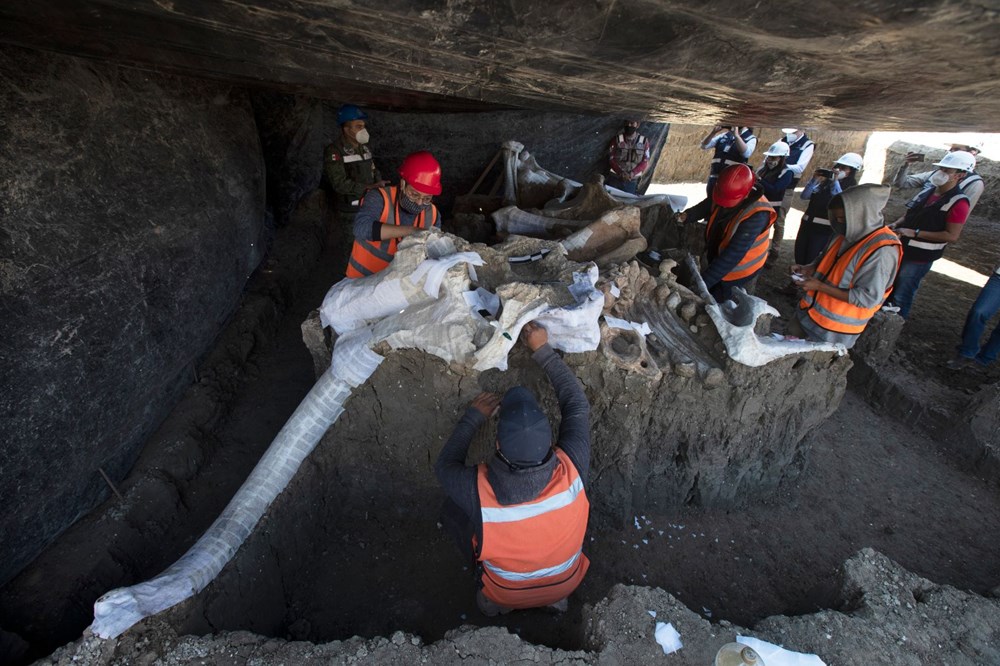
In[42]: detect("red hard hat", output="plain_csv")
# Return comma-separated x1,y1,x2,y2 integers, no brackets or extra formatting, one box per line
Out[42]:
713,164,755,208
399,151,442,195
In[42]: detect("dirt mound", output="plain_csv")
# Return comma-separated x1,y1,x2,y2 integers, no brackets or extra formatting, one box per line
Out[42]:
34,549,1000,665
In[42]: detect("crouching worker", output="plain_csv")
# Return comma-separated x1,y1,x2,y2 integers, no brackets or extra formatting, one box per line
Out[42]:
787,184,902,348
676,163,776,302
346,151,442,278
434,321,591,616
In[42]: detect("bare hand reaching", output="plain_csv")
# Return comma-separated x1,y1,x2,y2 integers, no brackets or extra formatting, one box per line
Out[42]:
471,392,501,418
520,321,548,352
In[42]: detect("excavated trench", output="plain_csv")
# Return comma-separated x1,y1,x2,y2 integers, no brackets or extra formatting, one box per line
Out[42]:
131,217,852,652
6,194,1000,665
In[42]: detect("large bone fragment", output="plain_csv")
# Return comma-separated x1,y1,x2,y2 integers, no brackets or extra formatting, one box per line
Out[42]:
684,256,844,366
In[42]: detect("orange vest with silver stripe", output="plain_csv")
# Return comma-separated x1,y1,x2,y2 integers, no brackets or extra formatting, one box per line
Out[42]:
346,186,437,279
798,226,902,335
475,448,590,609
705,195,777,282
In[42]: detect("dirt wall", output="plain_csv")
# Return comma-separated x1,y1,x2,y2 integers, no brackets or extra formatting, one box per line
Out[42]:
0,45,266,587
653,125,871,185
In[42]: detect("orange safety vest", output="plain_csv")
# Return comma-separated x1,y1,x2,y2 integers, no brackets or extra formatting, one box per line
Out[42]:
704,195,777,282
346,186,437,279
798,226,902,335
475,448,590,609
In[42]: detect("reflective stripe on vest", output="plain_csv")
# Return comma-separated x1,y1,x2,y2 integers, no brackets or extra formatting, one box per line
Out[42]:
900,188,967,262
483,549,582,582
476,448,590,609
906,171,983,209
481,476,585,523
705,195,777,282
613,134,648,173
798,227,902,335
345,186,433,279
803,215,830,226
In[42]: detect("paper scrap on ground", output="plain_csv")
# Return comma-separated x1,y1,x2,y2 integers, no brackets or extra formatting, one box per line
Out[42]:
737,635,826,666
654,622,682,655
647,610,657,618
604,315,652,336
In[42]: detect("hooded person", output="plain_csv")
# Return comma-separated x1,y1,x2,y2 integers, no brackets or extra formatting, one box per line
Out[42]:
346,151,443,279
435,322,591,616
788,184,902,348
674,163,777,303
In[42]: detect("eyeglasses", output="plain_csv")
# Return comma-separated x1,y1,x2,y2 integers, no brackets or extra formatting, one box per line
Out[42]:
403,183,433,205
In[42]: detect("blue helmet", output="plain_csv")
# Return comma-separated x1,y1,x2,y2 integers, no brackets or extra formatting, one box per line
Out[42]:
337,104,368,125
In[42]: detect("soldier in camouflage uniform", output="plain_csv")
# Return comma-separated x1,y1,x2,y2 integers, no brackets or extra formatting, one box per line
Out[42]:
324,104,386,225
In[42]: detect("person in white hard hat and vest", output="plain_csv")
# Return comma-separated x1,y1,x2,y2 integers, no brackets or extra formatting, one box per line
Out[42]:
767,128,816,265
886,150,976,318
794,152,864,267
435,322,591,616
893,143,986,216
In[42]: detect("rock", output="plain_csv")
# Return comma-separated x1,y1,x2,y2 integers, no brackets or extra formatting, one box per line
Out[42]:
0,45,265,587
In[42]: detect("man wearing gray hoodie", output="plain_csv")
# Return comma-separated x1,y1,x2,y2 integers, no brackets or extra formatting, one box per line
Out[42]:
788,184,902,348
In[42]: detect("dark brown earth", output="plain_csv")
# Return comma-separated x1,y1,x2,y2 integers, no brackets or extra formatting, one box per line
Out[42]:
4,185,1000,663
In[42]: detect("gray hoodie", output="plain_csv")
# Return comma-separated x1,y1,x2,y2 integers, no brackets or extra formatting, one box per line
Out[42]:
796,184,901,348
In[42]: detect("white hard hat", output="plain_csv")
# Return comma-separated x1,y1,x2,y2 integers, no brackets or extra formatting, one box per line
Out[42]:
763,141,791,157
781,127,799,134
835,152,864,170
934,150,976,172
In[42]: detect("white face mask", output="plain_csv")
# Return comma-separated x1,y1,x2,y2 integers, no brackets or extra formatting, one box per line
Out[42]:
930,170,951,187
833,168,846,181
785,132,799,143
355,128,370,145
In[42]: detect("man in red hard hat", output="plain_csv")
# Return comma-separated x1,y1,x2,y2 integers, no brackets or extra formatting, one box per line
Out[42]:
675,163,777,302
346,151,443,279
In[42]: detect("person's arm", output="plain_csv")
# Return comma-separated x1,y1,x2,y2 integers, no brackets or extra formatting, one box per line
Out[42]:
800,176,822,200
896,169,933,190
609,139,624,177
434,394,498,517
738,133,757,159
352,190,387,240
700,211,769,289
787,142,814,179
678,197,713,224
846,245,900,308
896,199,969,243
700,126,726,150
966,180,984,214
325,145,368,200
521,323,590,482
